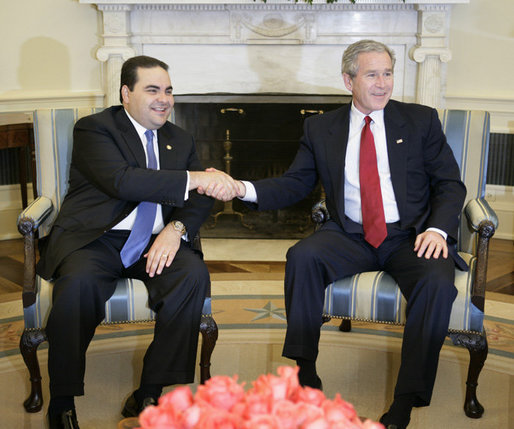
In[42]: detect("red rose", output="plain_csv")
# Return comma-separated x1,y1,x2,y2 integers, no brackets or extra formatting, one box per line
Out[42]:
158,385,193,412
242,414,281,429
196,407,242,429
294,386,326,407
195,375,245,411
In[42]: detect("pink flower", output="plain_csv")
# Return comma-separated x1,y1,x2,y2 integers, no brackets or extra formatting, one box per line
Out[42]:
195,375,245,411
195,407,242,429
136,366,383,429
239,392,273,420
138,404,181,429
324,394,358,422
361,420,386,429
270,399,298,429
158,385,193,412
250,374,289,402
302,417,330,429
276,366,301,397
293,402,325,427
294,386,326,407
242,414,281,429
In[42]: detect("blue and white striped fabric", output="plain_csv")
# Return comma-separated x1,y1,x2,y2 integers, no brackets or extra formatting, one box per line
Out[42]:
323,253,483,333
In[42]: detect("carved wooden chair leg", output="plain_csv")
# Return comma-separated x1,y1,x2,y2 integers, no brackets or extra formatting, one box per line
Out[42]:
450,331,488,418
339,319,352,332
199,315,218,384
20,329,47,412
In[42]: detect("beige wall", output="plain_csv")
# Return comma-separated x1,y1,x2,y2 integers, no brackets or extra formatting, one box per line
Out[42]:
0,0,102,106
448,0,514,100
1,0,513,110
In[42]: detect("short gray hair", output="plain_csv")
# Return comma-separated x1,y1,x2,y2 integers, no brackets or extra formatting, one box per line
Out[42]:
341,40,396,78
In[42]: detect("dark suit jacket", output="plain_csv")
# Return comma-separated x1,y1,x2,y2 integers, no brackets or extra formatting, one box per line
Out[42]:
252,100,467,268
37,106,213,280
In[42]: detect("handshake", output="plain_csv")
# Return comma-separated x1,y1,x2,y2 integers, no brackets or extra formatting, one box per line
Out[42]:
189,168,246,202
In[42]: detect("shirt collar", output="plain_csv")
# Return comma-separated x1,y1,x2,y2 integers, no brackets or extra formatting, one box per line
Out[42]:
124,108,156,142
350,102,384,128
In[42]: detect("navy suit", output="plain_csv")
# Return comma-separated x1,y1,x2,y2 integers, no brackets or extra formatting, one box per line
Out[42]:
251,100,466,406
37,106,213,397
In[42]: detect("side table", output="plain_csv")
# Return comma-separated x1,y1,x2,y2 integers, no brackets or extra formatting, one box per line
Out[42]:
0,122,37,208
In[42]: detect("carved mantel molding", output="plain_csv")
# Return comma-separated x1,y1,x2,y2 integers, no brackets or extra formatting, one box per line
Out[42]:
80,0,469,107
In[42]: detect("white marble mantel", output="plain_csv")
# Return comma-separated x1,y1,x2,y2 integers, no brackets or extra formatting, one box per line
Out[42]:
80,0,469,107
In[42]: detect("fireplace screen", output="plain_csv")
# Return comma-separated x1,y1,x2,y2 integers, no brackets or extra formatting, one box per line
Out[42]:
173,95,350,239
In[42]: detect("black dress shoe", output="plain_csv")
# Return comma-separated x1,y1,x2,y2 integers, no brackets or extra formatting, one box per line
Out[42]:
47,409,80,429
122,393,157,418
379,413,407,429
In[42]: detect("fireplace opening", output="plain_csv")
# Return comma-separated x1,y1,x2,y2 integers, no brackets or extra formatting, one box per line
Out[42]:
173,94,351,239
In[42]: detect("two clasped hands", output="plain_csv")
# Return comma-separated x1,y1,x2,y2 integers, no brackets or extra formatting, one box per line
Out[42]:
146,168,245,277
189,167,246,202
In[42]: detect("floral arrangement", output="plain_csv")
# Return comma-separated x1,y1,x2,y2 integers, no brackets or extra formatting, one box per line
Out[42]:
137,366,383,429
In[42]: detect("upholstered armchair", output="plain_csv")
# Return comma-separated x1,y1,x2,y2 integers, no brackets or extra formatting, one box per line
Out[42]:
17,108,218,413
313,109,497,419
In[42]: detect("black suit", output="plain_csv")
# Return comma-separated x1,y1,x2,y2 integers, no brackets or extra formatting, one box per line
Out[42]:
37,106,214,397
251,100,466,406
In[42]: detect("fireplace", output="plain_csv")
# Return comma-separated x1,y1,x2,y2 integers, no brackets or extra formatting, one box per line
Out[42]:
174,94,350,238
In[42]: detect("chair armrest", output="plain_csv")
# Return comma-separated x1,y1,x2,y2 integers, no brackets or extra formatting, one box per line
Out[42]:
16,196,54,307
311,200,330,225
464,198,498,233
17,196,54,236
463,199,497,312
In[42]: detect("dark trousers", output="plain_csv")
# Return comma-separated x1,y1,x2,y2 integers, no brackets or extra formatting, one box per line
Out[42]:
282,220,457,406
45,231,209,398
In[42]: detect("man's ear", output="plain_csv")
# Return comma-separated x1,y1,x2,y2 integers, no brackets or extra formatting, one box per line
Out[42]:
342,73,353,92
121,85,130,104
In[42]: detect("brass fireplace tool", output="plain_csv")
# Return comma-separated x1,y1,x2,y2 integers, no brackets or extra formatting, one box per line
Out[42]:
208,108,253,229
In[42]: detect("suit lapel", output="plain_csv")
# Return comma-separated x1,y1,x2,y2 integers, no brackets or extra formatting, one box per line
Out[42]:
115,109,147,168
384,101,409,222
327,104,351,197
157,124,176,169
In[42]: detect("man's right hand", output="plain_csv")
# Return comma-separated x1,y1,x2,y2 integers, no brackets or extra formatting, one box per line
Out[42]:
189,168,243,202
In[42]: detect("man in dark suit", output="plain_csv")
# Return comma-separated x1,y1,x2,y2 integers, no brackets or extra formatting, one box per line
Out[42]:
232,40,466,429
38,55,239,429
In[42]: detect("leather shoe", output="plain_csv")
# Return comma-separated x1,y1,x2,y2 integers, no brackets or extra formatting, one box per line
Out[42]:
122,392,157,418
47,409,80,429
379,413,407,429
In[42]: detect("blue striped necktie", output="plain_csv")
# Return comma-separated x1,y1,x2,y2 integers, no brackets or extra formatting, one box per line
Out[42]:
120,129,158,267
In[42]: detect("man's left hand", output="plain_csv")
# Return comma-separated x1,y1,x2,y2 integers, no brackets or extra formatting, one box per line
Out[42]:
414,230,448,260
144,224,181,277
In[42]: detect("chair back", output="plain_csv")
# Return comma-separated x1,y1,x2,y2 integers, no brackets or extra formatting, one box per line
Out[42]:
33,108,103,236
436,109,490,254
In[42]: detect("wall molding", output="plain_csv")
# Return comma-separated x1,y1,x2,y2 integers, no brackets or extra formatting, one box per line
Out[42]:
0,91,105,113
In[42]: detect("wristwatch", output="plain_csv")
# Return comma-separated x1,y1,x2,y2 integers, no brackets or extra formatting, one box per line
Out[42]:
170,220,187,236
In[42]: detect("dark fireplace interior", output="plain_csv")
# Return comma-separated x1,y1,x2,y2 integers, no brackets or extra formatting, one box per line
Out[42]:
173,94,351,239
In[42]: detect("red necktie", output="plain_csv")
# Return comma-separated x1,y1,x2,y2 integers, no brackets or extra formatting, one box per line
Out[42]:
359,116,387,248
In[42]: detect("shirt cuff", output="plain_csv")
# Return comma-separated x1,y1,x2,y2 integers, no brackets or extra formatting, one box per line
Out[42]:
238,180,258,203
426,227,447,240
184,171,190,201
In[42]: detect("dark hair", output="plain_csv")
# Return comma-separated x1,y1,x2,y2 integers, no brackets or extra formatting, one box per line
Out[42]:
119,56,169,103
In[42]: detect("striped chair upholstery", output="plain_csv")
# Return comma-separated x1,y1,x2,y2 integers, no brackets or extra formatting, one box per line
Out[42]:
17,108,217,413
317,109,497,419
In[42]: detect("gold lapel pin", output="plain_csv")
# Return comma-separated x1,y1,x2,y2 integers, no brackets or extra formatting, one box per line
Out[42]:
396,139,403,144
166,145,172,150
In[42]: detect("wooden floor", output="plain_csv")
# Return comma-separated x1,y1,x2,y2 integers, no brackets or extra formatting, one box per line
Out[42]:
0,237,513,302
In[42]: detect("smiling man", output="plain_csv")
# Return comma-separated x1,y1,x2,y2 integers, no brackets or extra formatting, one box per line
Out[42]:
38,56,240,429
233,40,467,429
